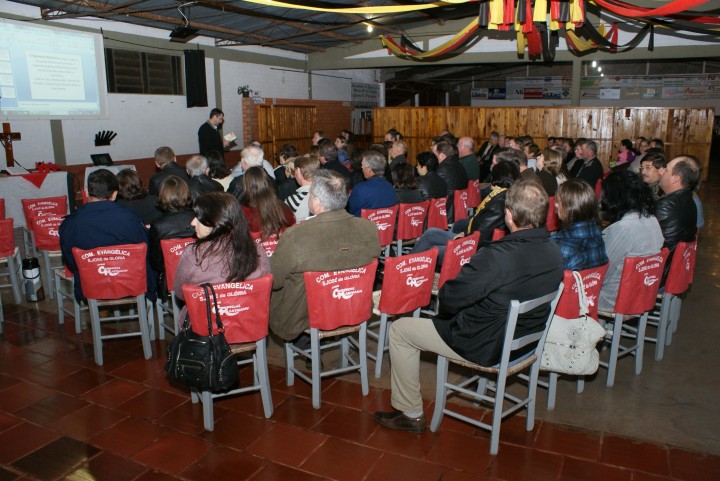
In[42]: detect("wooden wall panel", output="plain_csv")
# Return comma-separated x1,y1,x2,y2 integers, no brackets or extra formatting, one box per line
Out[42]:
685,108,714,144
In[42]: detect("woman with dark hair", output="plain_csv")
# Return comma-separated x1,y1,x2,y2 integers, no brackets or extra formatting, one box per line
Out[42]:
174,192,270,322
598,170,664,311
550,178,608,271
149,175,196,279
348,149,366,189
206,150,233,191
416,151,447,200
535,148,561,196
115,169,162,225
240,166,295,239
275,143,300,200
392,163,424,204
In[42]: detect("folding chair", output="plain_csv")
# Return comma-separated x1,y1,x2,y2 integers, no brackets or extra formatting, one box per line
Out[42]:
250,231,281,258
0,218,22,306
156,238,194,340
29,215,64,300
369,248,438,378
597,250,668,387
72,243,154,366
426,197,448,231
284,259,378,409
182,275,274,431
361,206,398,259
542,264,609,409
466,179,481,213
430,284,564,455
426,232,480,315
0,198,5,219
492,228,507,241
546,196,560,233
452,188,470,223
20,196,68,257
667,240,697,341
395,201,429,256
55,265,87,333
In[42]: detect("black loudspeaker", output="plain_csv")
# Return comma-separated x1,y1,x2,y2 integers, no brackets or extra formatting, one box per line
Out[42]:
185,49,208,108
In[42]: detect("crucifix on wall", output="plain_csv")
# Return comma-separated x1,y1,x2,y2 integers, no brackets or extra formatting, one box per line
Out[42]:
0,122,21,167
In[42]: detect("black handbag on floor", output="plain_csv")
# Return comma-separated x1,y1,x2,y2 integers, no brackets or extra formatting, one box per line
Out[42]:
165,283,239,392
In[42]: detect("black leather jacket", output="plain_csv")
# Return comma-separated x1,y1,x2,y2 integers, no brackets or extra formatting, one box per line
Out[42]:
656,189,697,250
466,189,507,244
418,171,447,200
188,174,224,199
437,156,469,223
149,210,196,273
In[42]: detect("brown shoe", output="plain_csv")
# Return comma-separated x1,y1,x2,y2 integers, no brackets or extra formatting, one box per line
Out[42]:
373,410,426,433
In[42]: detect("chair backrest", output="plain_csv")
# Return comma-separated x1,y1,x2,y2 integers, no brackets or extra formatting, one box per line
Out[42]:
664,242,693,296
303,259,378,330
361,206,398,248
427,197,448,230
72,243,148,300
379,248,438,315
554,264,609,320
21,196,68,231
467,179,481,209
31,215,63,251
250,231,281,258
492,228,507,241
0,198,5,219
438,231,480,290
546,196,560,232
182,274,273,344
614,249,669,315
594,178,603,199
396,201,430,242
160,238,195,292
0,218,15,257
687,240,698,285
453,188,470,222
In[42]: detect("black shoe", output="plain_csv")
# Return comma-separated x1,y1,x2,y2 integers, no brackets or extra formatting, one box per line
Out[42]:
373,410,426,433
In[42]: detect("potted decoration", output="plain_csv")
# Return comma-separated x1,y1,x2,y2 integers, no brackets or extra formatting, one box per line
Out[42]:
237,85,259,97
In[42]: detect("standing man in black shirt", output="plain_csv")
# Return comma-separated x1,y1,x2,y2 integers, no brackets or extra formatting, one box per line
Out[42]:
198,108,230,157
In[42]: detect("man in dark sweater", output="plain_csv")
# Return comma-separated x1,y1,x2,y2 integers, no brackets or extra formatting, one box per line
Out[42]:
374,179,563,433
148,146,189,195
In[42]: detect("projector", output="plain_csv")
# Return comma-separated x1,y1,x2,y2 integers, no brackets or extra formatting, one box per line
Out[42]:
169,26,199,42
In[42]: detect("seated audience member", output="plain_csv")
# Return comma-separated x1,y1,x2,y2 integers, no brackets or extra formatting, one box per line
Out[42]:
411,160,519,266
229,146,276,200
247,140,277,179
415,151,447,200
347,149,366,189
335,136,350,166
650,138,665,150
538,147,566,190
286,155,320,222
186,154,224,199
312,130,326,146
392,163,424,204
206,150,234,191
386,140,408,183
458,136,479,181
115,169,162,225
347,150,398,217
269,170,380,342
598,171,664,312
628,137,651,174
550,179,608,271
174,192,270,323
435,141,469,224
318,142,351,180
149,146,189,195
374,179,564,433
639,150,666,199
275,144,300,201
385,128,403,142
60,169,156,302
477,131,500,179
240,166,296,238
149,176,195,291
613,139,636,169
518,148,541,184
574,139,604,189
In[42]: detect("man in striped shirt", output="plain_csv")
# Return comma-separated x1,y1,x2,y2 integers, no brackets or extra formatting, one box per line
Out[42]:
285,155,320,222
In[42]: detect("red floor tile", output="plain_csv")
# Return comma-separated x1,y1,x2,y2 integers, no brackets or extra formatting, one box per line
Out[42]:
10,358,82,388
53,403,128,441
154,398,209,436
181,447,265,481
425,430,494,474
535,422,603,461
668,448,720,481
54,368,114,397
0,422,60,464
89,416,169,458
248,461,326,481
0,373,22,392
300,437,383,481
201,410,275,451
81,378,148,407
66,451,149,481
601,435,670,476
0,381,55,413
311,405,379,444
246,423,328,466
131,470,179,481
131,431,213,475
364,452,446,481
13,392,89,426
11,436,100,480
0,413,22,434
489,443,563,481
319,379,381,410
426,401,487,435
269,395,330,429
365,424,438,459
559,456,633,481
114,388,186,420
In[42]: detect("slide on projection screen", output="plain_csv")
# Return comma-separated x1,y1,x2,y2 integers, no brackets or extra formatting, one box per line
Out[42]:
0,18,108,119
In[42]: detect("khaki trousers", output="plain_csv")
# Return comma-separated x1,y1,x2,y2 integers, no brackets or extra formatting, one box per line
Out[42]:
389,316,464,413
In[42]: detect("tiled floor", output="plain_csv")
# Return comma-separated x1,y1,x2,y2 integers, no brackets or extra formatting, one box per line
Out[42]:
2,166,720,480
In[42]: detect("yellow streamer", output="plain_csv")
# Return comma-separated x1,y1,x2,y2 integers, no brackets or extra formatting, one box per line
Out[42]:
381,18,479,59
516,31,526,54
566,23,606,51
240,0,470,14
488,0,505,30
569,0,584,24
533,0,548,23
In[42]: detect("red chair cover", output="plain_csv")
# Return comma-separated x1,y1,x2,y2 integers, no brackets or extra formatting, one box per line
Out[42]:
0,218,15,257
361,206,398,248
31,215,63,251
427,197,448,231
554,264,609,320
379,248,438,315
72,243,148,300
594,179,603,199
664,242,693,296
396,201,429,242
21,196,67,231
453,189,470,222
303,259,378,330
687,240,698,285
182,274,273,344
438,231,480,290
160,238,195,292
546,196,560,232
0,198,5,219
613,249,669,315
250,231,281,258
492,228,507,241
467,180,481,209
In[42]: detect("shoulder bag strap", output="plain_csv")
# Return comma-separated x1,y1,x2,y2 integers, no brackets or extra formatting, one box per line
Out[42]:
203,283,225,334
572,271,590,317
200,284,214,336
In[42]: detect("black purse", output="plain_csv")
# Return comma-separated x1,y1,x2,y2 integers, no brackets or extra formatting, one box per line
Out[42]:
165,283,239,392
